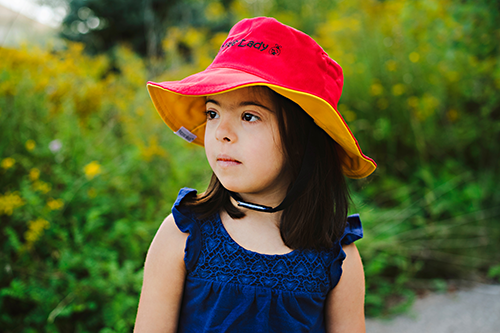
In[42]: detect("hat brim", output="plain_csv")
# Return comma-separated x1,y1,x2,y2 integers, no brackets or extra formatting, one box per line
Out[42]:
147,67,376,179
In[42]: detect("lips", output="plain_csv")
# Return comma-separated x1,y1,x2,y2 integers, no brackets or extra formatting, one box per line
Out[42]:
216,154,241,166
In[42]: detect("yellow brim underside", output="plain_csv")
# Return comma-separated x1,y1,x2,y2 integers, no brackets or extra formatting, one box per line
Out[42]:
147,82,376,179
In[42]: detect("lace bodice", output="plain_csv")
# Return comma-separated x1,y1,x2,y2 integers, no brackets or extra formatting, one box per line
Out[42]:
190,212,337,294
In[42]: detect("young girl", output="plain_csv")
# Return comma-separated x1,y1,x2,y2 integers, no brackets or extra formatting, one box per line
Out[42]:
134,17,376,333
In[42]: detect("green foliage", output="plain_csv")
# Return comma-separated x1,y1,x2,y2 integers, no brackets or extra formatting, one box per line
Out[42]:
0,44,209,332
314,0,500,316
353,170,500,316
488,264,500,283
1,0,500,330
60,0,181,56
58,0,237,58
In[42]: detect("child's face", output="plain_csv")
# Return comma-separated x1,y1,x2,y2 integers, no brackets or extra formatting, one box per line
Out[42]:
204,87,290,200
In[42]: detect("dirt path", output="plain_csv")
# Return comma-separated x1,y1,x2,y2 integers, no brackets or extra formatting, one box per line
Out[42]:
366,284,500,333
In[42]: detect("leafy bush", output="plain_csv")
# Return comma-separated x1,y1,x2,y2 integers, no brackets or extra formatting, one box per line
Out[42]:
1,0,499,330
0,44,209,332
313,0,500,316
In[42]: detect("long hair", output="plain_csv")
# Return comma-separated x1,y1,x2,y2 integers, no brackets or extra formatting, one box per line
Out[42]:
184,87,350,250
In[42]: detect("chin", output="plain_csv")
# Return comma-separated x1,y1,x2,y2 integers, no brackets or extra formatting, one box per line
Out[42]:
218,179,255,195
219,181,245,193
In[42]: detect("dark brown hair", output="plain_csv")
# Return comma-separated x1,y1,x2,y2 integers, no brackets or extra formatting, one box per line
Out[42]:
184,87,350,250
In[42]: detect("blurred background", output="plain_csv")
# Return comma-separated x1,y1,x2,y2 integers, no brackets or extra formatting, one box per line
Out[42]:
1,0,499,331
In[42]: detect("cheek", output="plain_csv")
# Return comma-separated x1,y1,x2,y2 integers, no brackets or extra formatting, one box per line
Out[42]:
267,125,285,163
204,123,214,148
251,133,285,170
204,142,215,165
204,134,215,165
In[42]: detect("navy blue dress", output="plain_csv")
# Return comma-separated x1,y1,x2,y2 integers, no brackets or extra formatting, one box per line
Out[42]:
172,188,363,333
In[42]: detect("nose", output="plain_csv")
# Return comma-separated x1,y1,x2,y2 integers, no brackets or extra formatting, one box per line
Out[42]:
215,117,236,143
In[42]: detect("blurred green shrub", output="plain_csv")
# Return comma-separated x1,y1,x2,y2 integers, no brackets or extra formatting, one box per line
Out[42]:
312,0,500,316
0,43,209,332
1,0,499,330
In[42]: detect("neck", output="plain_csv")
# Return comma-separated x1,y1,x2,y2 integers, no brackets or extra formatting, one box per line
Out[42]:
237,191,283,208
229,195,283,224
231,179,290,210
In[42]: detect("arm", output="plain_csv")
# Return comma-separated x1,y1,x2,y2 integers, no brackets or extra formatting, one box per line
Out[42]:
325,243,366,333
134,214,188,333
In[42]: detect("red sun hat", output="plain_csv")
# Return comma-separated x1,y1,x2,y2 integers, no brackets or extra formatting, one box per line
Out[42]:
147,17,376,179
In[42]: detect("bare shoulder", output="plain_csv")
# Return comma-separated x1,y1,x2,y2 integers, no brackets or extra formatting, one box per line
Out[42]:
142,213,188,281
150,214,188,256
325,243,366,333
142,214,188,271
134,214,188,333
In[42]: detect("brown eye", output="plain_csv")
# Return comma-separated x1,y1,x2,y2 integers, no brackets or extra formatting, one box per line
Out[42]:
242,113,259,122
205,110,218,120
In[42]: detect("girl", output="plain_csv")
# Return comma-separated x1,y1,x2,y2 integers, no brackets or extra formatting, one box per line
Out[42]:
135,17,376,333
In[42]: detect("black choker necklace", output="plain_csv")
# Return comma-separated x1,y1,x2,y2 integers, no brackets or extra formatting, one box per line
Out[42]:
228,192,278,212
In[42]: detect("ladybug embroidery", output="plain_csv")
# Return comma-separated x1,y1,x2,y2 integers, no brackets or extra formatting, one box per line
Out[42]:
269,44,281,56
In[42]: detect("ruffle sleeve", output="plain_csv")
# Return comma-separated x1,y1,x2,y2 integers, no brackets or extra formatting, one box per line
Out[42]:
328,214,364,290
171,187,202,272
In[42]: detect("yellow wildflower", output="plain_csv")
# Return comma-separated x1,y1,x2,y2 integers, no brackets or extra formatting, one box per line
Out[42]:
184,28,204,48
211,32,229,51
135,107,145,117
84,161,102,180
24,218,50,249
0,192,25,215
422,93,440,111
141,137,167,161
205,2,224,21
1,157,15,169
338,104,347,112
29,168,40,181
414,94,439,121
33,180,52,193
338,104,356,122
446,71,459,82
343,110,357,122
392,84,406,96
385,60,397,72
47,198,64,210
348,18,361,32
25,140,36,151
407,96,419,108
409,52,420,63
370,83,384,96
